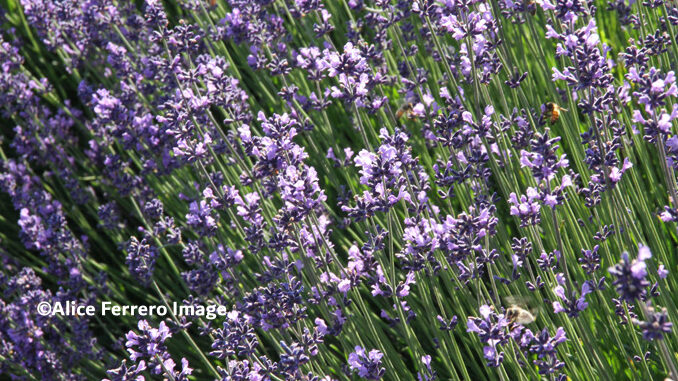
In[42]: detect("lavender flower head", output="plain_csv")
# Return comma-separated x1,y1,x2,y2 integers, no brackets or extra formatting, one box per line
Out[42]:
347,346,386,380
552,281,593,317
634,306,673,341
608,245,652,302
467,305,510,367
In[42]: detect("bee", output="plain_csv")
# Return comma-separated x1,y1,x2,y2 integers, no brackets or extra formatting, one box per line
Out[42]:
506,305,536,325
523,0,537,15
542,102,568,124
505,295,537,326
395,101,415,120
528,2,537,15
252,161,280,176
209,0,217,6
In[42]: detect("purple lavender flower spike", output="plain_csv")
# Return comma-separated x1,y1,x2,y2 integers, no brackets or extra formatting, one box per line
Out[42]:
347,346,386,380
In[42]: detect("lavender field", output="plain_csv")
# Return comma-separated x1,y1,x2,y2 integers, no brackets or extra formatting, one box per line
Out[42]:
1,0,678,379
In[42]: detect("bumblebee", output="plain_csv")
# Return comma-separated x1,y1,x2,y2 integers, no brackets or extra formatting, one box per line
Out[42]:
542,102,567,124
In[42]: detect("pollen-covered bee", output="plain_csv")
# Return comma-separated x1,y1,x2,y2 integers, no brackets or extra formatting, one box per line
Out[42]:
542,102,567,124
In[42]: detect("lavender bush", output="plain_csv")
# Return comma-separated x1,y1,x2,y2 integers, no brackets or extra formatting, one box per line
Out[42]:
0,0,678,379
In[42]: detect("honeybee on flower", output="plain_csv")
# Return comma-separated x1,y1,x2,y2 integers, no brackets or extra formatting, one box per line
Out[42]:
542,102,568,124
